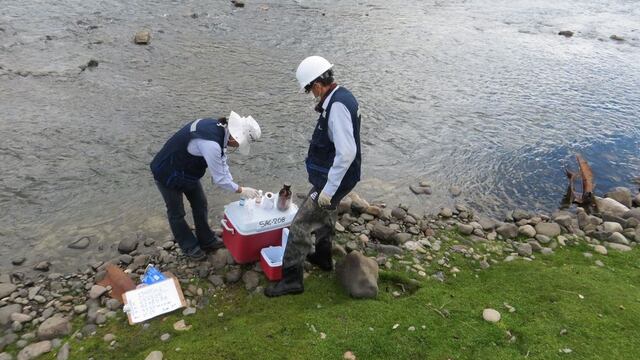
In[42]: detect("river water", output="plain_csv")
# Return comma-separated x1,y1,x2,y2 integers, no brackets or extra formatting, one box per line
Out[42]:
1,0,639,272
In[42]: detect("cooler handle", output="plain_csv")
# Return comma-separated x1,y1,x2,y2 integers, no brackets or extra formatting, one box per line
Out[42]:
220,219,235,234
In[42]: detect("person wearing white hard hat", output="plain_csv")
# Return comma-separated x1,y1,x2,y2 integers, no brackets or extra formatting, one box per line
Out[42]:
265,56,362,297
150,112,261,261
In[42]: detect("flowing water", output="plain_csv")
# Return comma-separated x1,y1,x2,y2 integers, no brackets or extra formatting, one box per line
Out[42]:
1,0,639,272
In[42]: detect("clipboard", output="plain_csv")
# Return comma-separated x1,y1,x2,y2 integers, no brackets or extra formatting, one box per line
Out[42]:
122,275,187,325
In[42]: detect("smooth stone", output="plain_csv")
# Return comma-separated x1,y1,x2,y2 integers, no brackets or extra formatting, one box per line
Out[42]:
68,236,91,250
496,223,518,239
605,187,632,208
173,320,191,331
37,317,71,340
512,209,531,221
593,245,607,255
534,222,561,237
103,334,116,342
134,31,151,45
225,268,242,284
517,243,533,257
56,343,69,360
558,30,574,37
11,257,26,266
11,313,32,324
595,260,605,267
160,333,171,342
336,251,378,299
449,186,461,197
105,299,122,311
482,308,501,323
391,207,407,220
371,223,397,244
0,284,17,299
608,232,630,245
595,197,629,217
603,222,623,233
33,262,50,272
89,285,107,299
518,225,536,238
439,208,453,218
535,234,551,244
145,351,163,360
208,275,224,287
605,242,632,252
117,236,138,254
17,341,51,360
458,224,474,235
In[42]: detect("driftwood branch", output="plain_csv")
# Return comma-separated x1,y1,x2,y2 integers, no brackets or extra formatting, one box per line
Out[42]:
563,154,596,212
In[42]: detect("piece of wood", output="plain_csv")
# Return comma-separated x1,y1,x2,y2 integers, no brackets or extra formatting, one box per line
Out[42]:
97,264,136,303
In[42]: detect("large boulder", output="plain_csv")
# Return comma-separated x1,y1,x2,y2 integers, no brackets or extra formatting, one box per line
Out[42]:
518,225,536,238
496,223,518,239
602,222,623,233
595,197,629,217
37,316,71,340
534,222,561,237
336,251,378,299
605,187,633,208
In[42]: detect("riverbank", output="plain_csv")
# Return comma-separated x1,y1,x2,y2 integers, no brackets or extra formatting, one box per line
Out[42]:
1,185,640,359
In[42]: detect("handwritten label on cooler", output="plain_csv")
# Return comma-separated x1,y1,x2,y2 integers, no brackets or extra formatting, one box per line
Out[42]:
257,216,287,230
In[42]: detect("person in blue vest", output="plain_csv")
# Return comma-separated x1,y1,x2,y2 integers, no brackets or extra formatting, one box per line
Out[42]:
150,112,261,261
265,56,362,297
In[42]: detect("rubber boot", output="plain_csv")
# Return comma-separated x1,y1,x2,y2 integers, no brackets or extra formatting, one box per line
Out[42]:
264,265,304,297
306,240,333,271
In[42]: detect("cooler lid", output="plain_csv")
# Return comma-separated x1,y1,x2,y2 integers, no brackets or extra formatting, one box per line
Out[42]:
224,196,298,235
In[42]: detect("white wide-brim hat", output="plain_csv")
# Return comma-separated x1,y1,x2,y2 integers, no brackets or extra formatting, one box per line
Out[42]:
228,111,261,155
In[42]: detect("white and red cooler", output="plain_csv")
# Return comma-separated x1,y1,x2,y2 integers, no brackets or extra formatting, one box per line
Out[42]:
221,197,297,264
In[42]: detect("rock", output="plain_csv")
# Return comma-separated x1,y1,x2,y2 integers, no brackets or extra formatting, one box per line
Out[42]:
482,308,501,323
368,243,403,255
117,236,138,254
623,208,640,221
534,222,561,237
105,299,122,311
242,271,260,291
558,30,574,37
209,250,228,270
145,351,163,360
103,334,116,342
0,304,23,326
365,206,382,217
595,197,629,217
118,254,133,265
449,186,461,197
439,208,453,218
343,351,356,360
517,243,533,257
68,236,91,250
409,185,432,195
608,232,629,245
496,223,518,239
11,257,25,266
74,304,87,314
535,234,551,244
17,341,51,360
182,307,196,316
458,224,474,235
371,223,396,244
173,319,191,331
225,268,242,284
160,333,171,342
89,285,108,299
37,317,71,340
0,284,17,299
335,251,378,299
594,245,607,255
391,233,412,245
605,187,632,208
610,34,624,41
349,193,369,213
232,0,245,8
605,242,632,252
518,225,536,238
56,343,69,360
33,262,50,272
208,275,224,287
134,30,151,45
603,222,623,233
633,194,640,207
391,207,406,220
0,354,12,360
334,222,345,232
478,218,497,231
11,313,32,324
512,209,530,221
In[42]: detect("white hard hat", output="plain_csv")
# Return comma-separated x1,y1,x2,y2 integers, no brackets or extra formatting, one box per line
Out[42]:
295,56,333,90
228,111,261,155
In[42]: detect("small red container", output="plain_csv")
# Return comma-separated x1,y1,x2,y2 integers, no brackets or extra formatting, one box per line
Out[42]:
221,198,297,264
260,228,289,281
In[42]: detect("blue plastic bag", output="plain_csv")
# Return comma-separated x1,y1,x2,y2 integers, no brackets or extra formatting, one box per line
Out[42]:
141,264,166,285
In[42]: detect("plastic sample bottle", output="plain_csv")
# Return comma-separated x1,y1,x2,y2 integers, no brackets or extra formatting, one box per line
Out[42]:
256,190,263,205
277,183,292,211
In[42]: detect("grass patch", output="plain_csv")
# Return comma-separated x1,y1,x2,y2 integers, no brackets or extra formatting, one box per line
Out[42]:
36,242,640,360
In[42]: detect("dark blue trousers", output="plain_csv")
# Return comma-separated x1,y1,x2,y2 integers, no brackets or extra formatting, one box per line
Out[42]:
155,180,216,255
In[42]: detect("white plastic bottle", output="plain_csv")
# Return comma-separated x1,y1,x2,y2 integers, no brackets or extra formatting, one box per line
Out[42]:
255,190,263,206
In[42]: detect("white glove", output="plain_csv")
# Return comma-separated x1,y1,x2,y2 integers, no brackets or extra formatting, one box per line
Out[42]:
318,191,332,207
240,186,259,199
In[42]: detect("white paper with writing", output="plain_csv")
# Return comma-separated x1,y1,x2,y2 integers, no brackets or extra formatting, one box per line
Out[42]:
123,279,184,324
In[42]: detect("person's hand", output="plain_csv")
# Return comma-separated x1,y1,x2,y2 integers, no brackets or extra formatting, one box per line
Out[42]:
318,191,332,207
239,186,259,199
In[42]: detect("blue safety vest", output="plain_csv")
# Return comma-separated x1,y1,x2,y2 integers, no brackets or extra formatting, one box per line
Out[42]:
150,118,226,189
305,87,361,202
